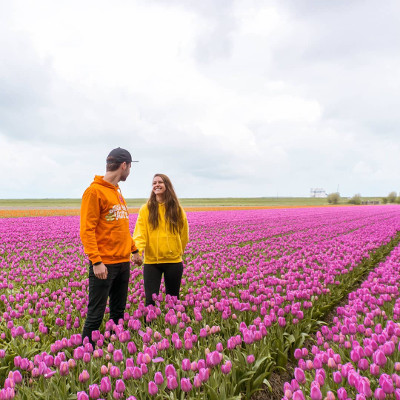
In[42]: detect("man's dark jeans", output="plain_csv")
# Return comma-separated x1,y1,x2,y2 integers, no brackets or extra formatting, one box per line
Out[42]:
82,261,130,346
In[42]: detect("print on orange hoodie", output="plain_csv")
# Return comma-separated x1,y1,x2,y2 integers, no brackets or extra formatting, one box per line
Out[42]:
80,175,137,264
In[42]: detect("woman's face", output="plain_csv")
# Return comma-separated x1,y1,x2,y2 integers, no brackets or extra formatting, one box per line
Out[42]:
152,176,166,197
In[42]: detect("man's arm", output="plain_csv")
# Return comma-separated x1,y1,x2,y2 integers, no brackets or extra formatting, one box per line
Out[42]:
80,189,102,265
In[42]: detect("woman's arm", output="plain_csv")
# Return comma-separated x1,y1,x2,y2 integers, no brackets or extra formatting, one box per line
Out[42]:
132,206,148,256
180,208,189,252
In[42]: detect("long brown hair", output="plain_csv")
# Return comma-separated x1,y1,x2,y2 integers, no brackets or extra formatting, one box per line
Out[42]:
147,174,184,234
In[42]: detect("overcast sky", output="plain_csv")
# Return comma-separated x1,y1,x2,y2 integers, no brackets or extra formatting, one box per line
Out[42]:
1,0,399,199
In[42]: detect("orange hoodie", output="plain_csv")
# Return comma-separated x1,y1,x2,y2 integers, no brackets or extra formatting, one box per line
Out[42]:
80,175,137,264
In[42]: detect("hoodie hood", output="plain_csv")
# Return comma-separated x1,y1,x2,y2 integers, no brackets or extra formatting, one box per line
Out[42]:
91,175,119,191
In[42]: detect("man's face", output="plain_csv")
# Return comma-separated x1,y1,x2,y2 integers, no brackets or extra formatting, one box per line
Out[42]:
120,162,131,182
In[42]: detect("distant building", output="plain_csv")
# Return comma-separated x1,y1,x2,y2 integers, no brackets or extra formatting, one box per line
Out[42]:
310,188,327,198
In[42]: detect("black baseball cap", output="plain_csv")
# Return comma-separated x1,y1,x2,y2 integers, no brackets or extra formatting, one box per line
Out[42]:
106,147,138,164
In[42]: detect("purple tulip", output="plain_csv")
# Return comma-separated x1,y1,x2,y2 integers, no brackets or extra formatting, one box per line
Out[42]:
374,388,386,400
132,367,142,379
373,350,387,366
292,390,305,400
182,358,191,371
109,366,121,378
221,360,232,374
165,364,177,377
113,349,123,363
77,392,89,400
294,368,306,384
337,387,347,400
154,372,164,385
181,378,192,392
246,355,255,364
380,374,394,394
89,384,100,399
115,379,125,393
79,370,90,383
100,377,111,393
148,381,158,396
59,361,69,376
167,375,178,390
333,371,342,384
310,384,322,400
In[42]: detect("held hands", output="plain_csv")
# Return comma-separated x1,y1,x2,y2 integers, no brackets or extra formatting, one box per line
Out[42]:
93,262,108,279
132,252,144,266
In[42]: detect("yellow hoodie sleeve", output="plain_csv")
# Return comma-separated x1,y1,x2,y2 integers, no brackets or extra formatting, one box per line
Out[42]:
133,205,148,256
80,188,102,264
180,208,189,252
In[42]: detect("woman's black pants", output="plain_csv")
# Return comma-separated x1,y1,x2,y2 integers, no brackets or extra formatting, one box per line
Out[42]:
143,262,183,306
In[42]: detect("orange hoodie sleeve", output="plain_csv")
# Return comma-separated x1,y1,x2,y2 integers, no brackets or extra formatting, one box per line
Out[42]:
131,237,138,253
80,188,102,264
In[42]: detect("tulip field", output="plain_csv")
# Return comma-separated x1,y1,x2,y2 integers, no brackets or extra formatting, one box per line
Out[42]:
1,206,400,399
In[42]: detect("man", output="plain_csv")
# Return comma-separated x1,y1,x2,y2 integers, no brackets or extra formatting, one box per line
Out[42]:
80,147,142,346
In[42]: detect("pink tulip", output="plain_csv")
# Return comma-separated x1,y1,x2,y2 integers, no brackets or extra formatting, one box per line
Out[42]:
167,375,178,390
79,370,90,383
76,392,89,400
310,385,322,400
165,364,177,377
148,381,158,396
115,379,125,393
294,368,306,384
154,372,164,385
373,350,387,366
246,355,255,364
374,388,386,400
337,387,347,400
59,361,69,376
109,366,121,378
89,384,100,399
100,377,111,393
181,378,192,392
221,360,232,374
182,359,191,371
292,390,305,400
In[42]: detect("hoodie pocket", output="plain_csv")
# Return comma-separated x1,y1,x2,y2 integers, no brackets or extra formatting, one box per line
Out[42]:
156,233,182,260
101,229,130,259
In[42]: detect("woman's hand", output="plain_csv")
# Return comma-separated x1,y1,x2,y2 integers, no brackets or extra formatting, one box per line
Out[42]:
132,252,144,266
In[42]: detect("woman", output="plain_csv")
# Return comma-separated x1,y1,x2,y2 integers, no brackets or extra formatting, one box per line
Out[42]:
133,174,189,306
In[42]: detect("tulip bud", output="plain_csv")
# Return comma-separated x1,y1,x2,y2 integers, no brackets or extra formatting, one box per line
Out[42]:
115,379,125,393
148,381,158,396
79,370,90,383
100,376,111,393
154,372,164,385
181,378,192,392
77,392,89,400
89,384,100,399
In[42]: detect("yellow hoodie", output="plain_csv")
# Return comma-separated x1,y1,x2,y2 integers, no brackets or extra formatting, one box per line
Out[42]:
133,203,189,264
80,175,137,264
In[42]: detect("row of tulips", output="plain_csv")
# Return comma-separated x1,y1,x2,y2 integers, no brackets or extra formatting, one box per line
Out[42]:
283,238,400,400
0,206,400,399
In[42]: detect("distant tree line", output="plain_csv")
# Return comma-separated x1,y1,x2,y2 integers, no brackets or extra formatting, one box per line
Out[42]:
327,191,400,205
382,191,400,204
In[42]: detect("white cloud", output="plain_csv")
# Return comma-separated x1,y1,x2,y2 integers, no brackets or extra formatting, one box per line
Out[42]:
1,0,400,198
